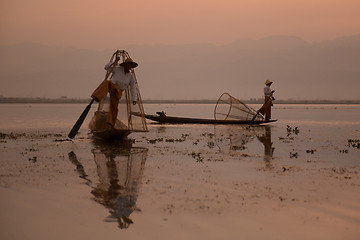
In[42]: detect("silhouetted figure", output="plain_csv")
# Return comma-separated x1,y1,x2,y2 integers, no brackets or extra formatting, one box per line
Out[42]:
91,54,138,127
257,80,275,121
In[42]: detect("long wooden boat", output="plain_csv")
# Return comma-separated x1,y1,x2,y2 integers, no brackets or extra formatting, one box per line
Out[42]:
144,114,277,125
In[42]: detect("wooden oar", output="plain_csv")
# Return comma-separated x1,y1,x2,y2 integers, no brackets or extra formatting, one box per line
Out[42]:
249,111,259,125
68,98,95,139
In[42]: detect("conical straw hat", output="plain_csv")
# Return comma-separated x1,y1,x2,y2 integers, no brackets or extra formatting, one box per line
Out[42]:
120,58,138,68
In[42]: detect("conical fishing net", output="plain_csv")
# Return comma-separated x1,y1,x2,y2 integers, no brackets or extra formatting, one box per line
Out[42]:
89,50,148,132
214,92,264,121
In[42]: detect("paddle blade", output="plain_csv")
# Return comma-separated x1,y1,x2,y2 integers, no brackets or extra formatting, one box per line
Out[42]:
68,99,94,139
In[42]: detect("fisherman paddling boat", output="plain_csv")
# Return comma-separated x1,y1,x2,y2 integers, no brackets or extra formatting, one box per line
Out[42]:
89,50,148,140
68,50,147,140
144,114,277,125
143,93,277,125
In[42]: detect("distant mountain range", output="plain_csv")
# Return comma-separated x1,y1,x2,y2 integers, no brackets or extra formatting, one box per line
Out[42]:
1,34,360,100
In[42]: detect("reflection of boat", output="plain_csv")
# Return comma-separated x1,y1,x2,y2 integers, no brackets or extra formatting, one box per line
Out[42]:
68,140,148,229
145,114,277,125
145,93,277,125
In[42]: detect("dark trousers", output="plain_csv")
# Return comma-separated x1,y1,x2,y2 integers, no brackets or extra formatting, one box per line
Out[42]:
91,80,123,126
258,96,272,120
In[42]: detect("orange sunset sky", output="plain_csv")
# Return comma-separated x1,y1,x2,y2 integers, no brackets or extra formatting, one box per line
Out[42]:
1,0,360,49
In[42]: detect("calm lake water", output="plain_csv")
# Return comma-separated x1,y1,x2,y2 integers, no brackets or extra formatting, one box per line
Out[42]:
1,103,360,240
0,103,359,130
1,103,359,165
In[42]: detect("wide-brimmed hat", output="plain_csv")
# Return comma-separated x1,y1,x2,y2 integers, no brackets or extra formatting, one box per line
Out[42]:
265,79,273,85
120,58,138,68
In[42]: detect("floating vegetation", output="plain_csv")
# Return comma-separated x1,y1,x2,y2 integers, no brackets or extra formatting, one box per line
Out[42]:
54,139,72,142
282,166,290,172
201,132,214,139
290,150,298,158
231,145,247,151
306,149,316,154
147,138,163,144
0,132,26,139
279,125,299,143
188,152,204,162
25,147,38,152
286,125,299,136
146,134,189,144
28,156,37,163
278,136,294,143
165,138,185,143
347,139,360,149
181,133,190,139
207,141,215,149
1,132,65,140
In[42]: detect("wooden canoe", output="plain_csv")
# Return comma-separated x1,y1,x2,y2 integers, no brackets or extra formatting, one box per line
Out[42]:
144,114,277,125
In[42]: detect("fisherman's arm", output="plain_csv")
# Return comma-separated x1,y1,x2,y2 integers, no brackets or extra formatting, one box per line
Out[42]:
104,56,120,71
129,76,138,105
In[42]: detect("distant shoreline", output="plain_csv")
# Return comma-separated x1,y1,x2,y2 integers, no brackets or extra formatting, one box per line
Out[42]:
0,97,359,105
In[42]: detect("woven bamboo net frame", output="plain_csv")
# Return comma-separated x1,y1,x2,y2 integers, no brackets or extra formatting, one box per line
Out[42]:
214,92,264,121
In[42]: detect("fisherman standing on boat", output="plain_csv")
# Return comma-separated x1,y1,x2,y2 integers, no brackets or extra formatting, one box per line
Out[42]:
257,79,275,121
91,54,138,128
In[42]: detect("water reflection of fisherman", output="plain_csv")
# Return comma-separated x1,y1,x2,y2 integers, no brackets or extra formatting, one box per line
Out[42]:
68,141,147,229
92,144,147,229
214,126,275,164
257,126,275,164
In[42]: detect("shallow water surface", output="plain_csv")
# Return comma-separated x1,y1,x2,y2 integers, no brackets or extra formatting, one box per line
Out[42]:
0,103,359,240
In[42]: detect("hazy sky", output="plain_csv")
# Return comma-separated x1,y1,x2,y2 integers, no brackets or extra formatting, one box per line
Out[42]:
1,0,360,49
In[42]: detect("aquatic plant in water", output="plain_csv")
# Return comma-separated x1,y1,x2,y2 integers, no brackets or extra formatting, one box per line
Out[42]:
193,139,200,145
147,138,163,144
286,125,299,136
279,125,300,143
189,152,204,162
306,149,316,154
207,141,215,149
290,150,298,158
347,139,360,149
278,136,294,143
201,132,214,139
28,156,37,163
231,145,247,151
